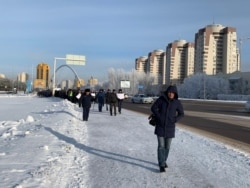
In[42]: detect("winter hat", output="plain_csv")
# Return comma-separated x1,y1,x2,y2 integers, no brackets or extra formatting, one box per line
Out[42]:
85,89,90,92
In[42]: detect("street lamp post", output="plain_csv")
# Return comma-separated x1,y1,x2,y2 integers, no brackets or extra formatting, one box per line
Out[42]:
239,37,250,71
53,57,66,96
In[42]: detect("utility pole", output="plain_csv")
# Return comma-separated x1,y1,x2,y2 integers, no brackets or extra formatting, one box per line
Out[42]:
239,37,250,71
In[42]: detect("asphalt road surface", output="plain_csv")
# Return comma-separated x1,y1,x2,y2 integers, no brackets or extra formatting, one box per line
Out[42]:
122,99,250,153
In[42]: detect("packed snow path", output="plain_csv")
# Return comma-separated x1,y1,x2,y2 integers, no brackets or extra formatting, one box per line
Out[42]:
0,96,249,188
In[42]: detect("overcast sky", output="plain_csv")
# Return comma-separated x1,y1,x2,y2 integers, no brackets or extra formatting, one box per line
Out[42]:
1,0,250,82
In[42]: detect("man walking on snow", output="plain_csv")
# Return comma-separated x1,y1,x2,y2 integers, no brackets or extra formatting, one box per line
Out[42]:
151,85,184,173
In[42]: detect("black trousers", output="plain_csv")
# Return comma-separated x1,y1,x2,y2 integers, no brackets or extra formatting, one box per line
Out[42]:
117,100,123,113
110,103,116,115
82,107,90,120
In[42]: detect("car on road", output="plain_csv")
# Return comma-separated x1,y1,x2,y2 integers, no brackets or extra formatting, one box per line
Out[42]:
131,94,154,104
124,94,129,99
245,101,250,112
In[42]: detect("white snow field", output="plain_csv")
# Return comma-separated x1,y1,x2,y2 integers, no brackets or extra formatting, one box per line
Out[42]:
0,95,249,188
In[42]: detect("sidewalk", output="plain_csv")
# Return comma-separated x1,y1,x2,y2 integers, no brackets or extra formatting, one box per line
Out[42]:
0,97,249,188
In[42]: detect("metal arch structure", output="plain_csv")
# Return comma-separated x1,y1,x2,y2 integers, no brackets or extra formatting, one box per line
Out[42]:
56,64,81,80
53,64,81,87
52,55,85,95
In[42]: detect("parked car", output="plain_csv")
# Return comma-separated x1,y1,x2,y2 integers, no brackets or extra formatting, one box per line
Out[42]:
245,101,250,112
124,94,129,99
131,94,154,104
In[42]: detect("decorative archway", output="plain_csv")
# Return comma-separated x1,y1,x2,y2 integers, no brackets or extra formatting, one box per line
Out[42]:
51,64,81,88
56,64,81,81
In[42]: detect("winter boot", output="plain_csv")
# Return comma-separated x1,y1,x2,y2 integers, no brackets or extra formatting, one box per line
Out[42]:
159,166,165,172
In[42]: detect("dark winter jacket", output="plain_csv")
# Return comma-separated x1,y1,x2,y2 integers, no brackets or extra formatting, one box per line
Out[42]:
105,91,111,104
109,92,117,103
81,93,92,108
151,86,184,138
96,91,105,104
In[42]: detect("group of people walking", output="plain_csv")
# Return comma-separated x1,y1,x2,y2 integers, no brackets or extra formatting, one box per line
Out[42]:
78,88,125,121
78,85,184,174
104,89,124,116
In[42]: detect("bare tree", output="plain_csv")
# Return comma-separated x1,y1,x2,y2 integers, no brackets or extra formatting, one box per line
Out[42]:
178,73,229,99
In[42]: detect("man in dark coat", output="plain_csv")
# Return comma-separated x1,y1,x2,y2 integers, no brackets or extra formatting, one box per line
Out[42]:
117,89,125,114
151,85,184,173
109,89,117,116
96,89,105,112
105,89,111,111
81,89,92,121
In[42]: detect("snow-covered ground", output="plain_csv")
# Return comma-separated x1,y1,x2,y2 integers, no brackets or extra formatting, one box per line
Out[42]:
0,95,249,188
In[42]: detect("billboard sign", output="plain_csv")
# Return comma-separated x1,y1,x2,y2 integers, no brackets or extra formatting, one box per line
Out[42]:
66,54,86,65
26,80,32,93
120,80,130,88
138,84,143,89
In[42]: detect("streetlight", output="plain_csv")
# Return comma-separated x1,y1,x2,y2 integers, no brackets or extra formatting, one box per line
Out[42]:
53,57,65,95
239,37,250,71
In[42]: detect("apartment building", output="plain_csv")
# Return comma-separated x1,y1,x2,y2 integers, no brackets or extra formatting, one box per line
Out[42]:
147,49,166,85
134,23,240,87
135,56,148,73
166,40,195,85
0,74,6,78
135,50,165,85
60,80,74,90
194,24,239,75
74,78,85,88
88,77,98,86
17,72,29,83
35,63,50,89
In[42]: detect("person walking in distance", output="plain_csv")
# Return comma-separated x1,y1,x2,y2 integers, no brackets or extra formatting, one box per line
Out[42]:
151,85,184,173
105,89,111,111
96,89,105,112
80,89,92,121
76,90,82,108
116,89,125,114
109,89,117,116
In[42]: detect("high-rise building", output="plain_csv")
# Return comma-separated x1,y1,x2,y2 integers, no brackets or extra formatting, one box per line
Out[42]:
36,63,50,88
17,72,29,83
88,77,98,86
74,78,85,88
194,24,239,75
147,49,166,85
0,74,5,78
135,56,148,73
60,80,73,90
166,40,195,85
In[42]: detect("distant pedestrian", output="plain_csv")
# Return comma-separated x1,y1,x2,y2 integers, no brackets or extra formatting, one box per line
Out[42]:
117,89,125,114
80,89,92,121
90,91,96,110
105,89,111,111
76,90,82,107
67,89,73,102
96,89,105,112
151,85,184,173
109,89,117,116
